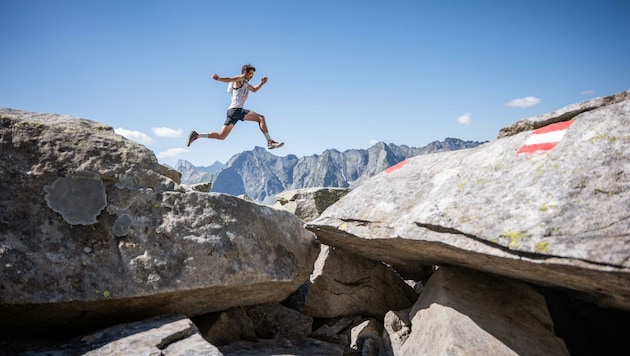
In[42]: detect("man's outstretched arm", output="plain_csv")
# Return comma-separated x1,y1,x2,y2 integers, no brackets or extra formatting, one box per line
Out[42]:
249,76,268,92
212,73,244,83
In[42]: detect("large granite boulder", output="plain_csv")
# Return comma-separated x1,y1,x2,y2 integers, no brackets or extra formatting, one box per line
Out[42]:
0,109,319,333
306,90,630,311
399,266,569,355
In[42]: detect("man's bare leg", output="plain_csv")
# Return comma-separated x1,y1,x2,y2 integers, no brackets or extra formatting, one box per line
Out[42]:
186,124,234,146
244,112,284,149
208,124,234,140
243,111,268,134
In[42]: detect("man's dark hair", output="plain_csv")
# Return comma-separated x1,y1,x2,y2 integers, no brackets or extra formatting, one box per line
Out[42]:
242,64,256,73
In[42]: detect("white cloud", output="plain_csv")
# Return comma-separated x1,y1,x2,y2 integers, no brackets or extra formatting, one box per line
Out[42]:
152,127,183,138
581,89,595,95
457,112,472,126
156,147,189,158
114,128,153,145
505,96,541,108
369,139,379,145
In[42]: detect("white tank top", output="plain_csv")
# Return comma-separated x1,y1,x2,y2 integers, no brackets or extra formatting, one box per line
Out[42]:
227,80,250,109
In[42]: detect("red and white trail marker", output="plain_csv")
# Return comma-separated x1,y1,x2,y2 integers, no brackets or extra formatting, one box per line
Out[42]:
385,159,408,173
516,120,575,155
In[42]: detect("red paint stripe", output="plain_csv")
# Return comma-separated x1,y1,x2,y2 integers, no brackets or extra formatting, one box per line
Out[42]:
385,160,408,173
517,142,559,154
532,120,575,134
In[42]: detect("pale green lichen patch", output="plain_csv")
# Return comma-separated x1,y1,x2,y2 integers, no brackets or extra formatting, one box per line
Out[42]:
539,202,556,212
535,241,550,253
13,120,46,135
590,133,618,144
500,231,530,250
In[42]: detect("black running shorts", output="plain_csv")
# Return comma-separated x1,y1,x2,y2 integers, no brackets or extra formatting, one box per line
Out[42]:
225,108,250,126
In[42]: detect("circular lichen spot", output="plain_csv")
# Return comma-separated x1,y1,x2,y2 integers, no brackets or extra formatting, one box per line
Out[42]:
113,214,133,237
44,171,107,225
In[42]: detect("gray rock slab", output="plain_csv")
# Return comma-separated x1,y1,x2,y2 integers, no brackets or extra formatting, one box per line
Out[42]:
0,109,320,332
401,267,569,355
306,90,630,310
23,314,221,355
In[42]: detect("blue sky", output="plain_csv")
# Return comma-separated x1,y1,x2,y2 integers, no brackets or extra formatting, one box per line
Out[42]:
2,0,629,167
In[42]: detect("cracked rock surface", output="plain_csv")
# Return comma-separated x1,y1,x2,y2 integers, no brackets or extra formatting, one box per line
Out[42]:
0,109,319,333
307,91,630,311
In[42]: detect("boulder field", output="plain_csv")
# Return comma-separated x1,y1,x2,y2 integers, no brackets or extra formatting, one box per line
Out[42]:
1,90,629,354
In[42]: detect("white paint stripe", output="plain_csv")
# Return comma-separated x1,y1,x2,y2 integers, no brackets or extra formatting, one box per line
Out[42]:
523,129,567,145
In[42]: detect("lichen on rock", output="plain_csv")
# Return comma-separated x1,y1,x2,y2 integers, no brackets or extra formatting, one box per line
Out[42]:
44,170,107,225
113,214,133,237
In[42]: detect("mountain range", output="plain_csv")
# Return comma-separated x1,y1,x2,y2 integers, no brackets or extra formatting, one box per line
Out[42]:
175,138,486,204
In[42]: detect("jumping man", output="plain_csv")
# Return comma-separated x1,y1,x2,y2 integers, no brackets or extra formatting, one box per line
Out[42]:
186,64,284,149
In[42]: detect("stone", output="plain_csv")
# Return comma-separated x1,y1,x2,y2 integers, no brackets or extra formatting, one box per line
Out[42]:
400,266,569,355
273,187,351,222
194,307,257,346
0,109,320,334
311,316,357,346
348,318,383,354
382,309,411,356
160,164,182,185
301,245,417,319
497,90,629,138
22,314,221,355
246,303,313,339
306,90,630,311
191,182,212,192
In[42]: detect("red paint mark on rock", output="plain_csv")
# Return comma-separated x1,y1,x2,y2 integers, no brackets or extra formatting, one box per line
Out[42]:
385,160,408,173
517,120,575,155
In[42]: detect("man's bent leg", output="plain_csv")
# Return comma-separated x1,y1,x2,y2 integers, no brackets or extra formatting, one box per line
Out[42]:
244,111,268,134
244,111,283,149
208,124,234,140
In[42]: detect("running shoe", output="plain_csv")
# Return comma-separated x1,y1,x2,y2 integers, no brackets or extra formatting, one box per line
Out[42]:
186,130,199,147
267,140,284,149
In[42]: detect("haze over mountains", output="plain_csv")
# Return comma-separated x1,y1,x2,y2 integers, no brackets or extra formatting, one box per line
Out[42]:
176,138,486,204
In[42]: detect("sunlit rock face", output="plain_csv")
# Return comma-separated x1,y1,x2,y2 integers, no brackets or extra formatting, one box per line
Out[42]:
0,108,319,333
307,90,630,311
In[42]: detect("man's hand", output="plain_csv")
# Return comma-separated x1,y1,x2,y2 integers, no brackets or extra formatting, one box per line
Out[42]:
212,74,219,80
249,76,269,92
